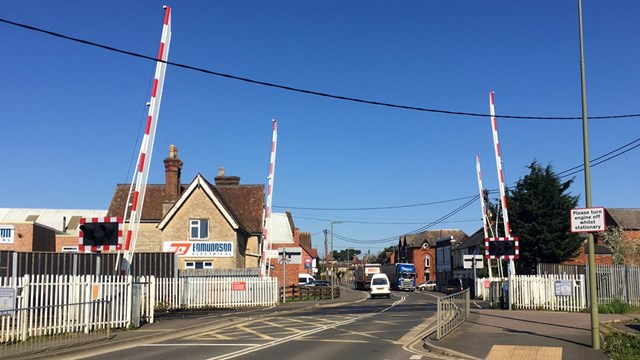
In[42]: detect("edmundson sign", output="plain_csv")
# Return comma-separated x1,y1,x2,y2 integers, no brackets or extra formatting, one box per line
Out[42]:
163,241,234,257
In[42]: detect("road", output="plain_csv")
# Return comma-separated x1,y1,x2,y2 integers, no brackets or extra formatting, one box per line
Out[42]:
77,290,447,360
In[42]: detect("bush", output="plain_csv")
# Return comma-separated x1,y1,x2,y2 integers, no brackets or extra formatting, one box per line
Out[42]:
599,299,636,314
603,332,640,360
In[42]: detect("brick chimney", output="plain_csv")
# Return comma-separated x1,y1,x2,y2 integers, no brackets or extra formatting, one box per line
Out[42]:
214,167,240,186
299,231,312,249
163,145,183,209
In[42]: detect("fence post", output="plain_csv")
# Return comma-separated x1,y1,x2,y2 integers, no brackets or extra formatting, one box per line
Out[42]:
466,288,470,318
149,275,156,324
126,275,133,327
20,274,30,341
84,276,91,334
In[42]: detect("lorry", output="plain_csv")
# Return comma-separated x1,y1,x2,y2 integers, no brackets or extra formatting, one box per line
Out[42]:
381,263,416,291
354,263,381,290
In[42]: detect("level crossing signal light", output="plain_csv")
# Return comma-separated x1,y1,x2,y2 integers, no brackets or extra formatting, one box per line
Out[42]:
80,222,119,247
486,237,519,259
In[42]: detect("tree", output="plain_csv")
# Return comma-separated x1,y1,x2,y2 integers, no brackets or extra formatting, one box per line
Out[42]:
373,246,396,264
332,248,361,262
506,161,582,274
603,226,640,265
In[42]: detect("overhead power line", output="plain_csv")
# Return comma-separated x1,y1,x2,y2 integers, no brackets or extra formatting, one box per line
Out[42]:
2,16,640,121
558,136,640,178
274,194,482,211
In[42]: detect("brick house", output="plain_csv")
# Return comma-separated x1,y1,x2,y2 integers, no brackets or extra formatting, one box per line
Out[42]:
0,208,107,252
393,229,468,285
106,145,264,270
266,212,319,287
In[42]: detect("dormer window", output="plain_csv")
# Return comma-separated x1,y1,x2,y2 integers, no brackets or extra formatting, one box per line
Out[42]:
190,219,208,239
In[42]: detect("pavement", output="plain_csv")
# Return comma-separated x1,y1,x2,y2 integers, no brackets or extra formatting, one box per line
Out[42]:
423,306,640,360
14,287,640,360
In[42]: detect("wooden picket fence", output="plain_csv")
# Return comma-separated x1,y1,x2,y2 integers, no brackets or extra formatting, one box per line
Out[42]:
0,273,278,356
154,276,279,309
0,275,152,332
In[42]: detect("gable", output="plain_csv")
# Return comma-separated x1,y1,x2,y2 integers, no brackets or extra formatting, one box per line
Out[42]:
158,174,238,230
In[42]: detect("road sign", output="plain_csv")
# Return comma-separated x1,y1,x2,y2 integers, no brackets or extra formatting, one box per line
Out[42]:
570,207,606,233
463,255,484,269
278,247,302,264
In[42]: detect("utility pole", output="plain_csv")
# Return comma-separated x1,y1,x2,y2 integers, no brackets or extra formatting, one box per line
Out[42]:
330,221,342,300
577,0,599,349
323,229,328,281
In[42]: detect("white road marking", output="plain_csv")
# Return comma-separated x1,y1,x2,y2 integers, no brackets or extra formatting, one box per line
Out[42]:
205,297,407,360
144,343,260,347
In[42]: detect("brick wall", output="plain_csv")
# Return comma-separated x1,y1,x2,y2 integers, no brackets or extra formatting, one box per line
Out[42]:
411,247,436,282
563,242,613,266
0,223,56,252
271,262,304,288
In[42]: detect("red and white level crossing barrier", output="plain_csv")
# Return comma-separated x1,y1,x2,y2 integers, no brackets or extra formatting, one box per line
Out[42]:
489,91,512,237
118,6,172,275
262,119,278,277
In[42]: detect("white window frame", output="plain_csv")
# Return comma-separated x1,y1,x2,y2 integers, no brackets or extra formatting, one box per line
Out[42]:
424,255,431,270
190,219,209,240
184,261,213,269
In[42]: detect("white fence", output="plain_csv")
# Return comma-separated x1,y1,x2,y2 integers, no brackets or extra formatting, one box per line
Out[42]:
476,274,586,312
0,275,151,335
155,276,279,309
1,274,279,349
511,274,586,312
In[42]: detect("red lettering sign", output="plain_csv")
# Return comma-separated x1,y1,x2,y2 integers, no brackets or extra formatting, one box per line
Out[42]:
232,281,246,291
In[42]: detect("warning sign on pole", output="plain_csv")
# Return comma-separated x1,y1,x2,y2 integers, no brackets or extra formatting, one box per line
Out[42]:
570,207,606,233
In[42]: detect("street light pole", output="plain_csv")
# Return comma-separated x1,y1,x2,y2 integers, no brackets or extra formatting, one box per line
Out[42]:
330,221,342,300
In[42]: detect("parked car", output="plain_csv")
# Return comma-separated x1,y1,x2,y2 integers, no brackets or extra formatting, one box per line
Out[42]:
369,273,391,299
444,277,474,297
309,280,330,287
417,280,436,291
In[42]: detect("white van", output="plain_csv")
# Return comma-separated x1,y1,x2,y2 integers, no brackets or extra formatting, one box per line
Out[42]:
369,273,391,299
298,273,316,286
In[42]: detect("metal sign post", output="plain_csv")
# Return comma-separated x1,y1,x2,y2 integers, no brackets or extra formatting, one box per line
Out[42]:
279,250,290,303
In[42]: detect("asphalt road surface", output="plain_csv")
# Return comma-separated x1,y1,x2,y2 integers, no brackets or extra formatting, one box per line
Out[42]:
78,290,447,360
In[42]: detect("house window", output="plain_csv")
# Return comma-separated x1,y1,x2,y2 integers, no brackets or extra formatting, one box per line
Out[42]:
184,261,213,269
424,255,431,270
190,219,208,239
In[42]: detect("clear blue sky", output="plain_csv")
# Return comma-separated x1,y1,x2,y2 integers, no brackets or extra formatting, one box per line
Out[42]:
2,1,638,257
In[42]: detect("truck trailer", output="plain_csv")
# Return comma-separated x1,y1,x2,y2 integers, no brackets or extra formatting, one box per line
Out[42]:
354,263,381,290
381,263,416,291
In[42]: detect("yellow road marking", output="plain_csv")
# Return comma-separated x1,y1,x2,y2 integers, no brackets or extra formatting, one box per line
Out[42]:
235,324,275,340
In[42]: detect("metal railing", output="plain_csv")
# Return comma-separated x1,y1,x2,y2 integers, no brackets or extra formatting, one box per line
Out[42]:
436,289,470,340
0,300,111,359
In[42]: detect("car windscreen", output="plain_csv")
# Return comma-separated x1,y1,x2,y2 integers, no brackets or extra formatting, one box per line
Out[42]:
372,278,388,285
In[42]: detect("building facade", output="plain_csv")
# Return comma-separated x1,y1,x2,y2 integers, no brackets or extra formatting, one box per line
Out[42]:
106,145,264,271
